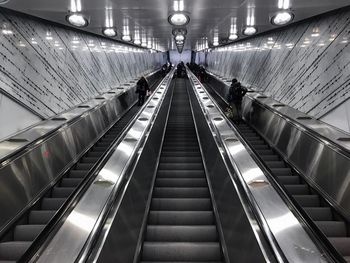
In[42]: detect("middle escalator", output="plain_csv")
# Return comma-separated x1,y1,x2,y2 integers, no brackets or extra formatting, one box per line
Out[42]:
139,78,224,262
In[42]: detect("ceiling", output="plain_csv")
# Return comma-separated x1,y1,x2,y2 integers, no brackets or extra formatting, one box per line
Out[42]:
1,0,349,51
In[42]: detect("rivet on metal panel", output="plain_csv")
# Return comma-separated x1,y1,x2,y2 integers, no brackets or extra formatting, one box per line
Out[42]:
257,96,267,99
296,116,312,120
202,97,209,100
207,105,215,108
152,97,159,100
225,137,239,143
147,105,155,108
138,117,149,121
272,104,285,107
213,117,223,121
337,137,350,142
78,105,90,108
52,117,67,121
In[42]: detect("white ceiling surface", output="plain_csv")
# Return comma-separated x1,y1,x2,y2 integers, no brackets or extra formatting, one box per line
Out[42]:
1,0,350,51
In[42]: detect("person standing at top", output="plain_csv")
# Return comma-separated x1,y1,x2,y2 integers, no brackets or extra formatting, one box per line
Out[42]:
228,78,247,124
136,76,150,106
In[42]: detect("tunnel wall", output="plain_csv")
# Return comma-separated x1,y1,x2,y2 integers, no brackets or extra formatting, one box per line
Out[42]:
196,8,350,123
0,8,165,121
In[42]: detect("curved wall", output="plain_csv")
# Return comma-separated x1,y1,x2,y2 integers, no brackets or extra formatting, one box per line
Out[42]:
0,8,164,118
198,8,350,121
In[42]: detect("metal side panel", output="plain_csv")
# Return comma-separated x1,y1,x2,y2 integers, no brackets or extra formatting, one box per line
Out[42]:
206,72,350,219
187,82,273,263
0,81,147,234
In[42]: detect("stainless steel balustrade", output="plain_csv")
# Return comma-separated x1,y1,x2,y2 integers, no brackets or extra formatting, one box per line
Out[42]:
186,69,331,262
0,70,161,237
30,69,175,263
205,72,350,220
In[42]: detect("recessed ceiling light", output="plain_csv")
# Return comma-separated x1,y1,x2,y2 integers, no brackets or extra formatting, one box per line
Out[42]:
172,28,187,36
141,42,147,47
66,13,88,27
271,11,294,25
168,13,190,26
229,34,238,41
122,35,132,42
243,26,257,36
103,28,117,37
134,39,141,45
175,34,185,41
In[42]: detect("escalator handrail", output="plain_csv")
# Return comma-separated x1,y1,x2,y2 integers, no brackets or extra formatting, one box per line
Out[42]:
197,72,346,263
207,71,350,159
0,69,161,165
27,69,175,263
204,76,350,225
17,75,166,263
186,68,338,263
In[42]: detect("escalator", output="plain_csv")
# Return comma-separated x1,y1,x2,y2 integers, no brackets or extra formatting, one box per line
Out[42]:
202,80,350,262
139,78,224,262
0,80,162,263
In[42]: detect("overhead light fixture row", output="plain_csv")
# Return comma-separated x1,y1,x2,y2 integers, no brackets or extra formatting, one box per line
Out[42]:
66,13,89,27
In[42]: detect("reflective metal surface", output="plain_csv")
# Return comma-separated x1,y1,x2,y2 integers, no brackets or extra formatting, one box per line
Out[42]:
187,69,330,263
206,72,350,219
0,70,160,236
31,70,174,263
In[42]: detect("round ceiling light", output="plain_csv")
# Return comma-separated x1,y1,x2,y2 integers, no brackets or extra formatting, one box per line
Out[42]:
103,28,117,37
134,39,141,45
141,42,147,47
175,34,185,41
168,13,190,26
172,28,187,36
243,26,257,36
122,35,132,42
271,11,294,26
229,34,238,41
67,13,88,27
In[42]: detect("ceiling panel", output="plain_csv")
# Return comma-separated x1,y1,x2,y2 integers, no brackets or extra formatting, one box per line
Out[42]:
1,0,349,51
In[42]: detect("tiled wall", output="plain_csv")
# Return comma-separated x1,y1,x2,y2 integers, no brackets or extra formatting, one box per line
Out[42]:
0,9,164,118
198,8,350,120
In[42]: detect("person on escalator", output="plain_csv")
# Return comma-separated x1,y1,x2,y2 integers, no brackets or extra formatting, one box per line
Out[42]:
136,76,150,106
228,79,247,124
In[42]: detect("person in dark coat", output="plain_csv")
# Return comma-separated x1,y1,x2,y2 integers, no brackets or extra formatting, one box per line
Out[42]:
228,78,247,123
136,76,150,106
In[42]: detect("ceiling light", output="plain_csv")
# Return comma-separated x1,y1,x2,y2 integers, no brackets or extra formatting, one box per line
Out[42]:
168,13,190,26
172,28,187,36
243,26,257,36
122,35,132,42
134,39,141,45
66,13,88,27
175,34,185,41
229,34,238,41
141,42,147,47
103,28,117,37
271,11,294,25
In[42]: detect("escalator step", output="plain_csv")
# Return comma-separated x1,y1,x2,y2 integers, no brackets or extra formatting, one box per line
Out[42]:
284,185,309,195
87,152,103,157
97,142,111,147
158,163,203,170
270,168,292,176
142,242,221,261
162,146,199,151
69,170,86,178
93,146,108,152
329,238,350,257
154,187,210,198
156,178,207,187
41,198,66,210
249,140,266,145
28,211,56,224
0,242,31,261
161,152,201,157
146,225,218,242
293,195,320,207
304,207,333,221
160,157,202,163
277,176,300,184
315,221,347,237
255,149,274,155
141,261,222,263
81,157,99,163
251,145,269,150
51,187,75,198
151,198,211,211
157,170,205,178
61,178,83,187
75,163,94,170
261,155,279,161
265,161,286,168
14,225,45,241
